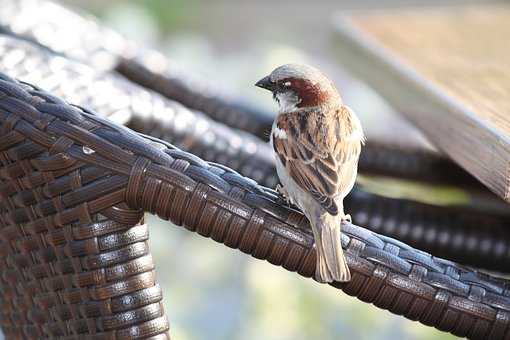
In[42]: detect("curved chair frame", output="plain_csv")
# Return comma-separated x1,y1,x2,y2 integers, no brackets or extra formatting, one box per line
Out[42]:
1,34,508,273
0,1,509,339
0,75,509,339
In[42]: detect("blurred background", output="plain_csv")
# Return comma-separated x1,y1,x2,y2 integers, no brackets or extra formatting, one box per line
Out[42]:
55,1,502,339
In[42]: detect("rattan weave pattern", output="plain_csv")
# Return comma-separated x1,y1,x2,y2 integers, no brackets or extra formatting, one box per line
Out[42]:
0,35,278,188
0,78,170,338
348,189,510,271
3,34,509,273
1,74,509,339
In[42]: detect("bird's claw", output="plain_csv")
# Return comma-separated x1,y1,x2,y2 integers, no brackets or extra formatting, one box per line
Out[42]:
276,184,291,205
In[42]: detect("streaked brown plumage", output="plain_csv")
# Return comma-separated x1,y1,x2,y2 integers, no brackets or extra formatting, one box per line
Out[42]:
256,64,364,283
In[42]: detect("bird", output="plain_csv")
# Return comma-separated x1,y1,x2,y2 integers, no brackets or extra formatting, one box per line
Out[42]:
255,64,365,283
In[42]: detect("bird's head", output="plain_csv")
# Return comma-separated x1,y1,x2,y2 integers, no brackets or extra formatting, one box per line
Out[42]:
255,63,340,112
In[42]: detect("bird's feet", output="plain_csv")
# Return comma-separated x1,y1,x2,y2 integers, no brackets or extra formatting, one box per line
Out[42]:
341,214,352,224
276,184,291,205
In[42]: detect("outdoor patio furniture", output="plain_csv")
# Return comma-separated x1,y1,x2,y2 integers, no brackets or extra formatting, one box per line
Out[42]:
1,72,509,339
0,1,509,339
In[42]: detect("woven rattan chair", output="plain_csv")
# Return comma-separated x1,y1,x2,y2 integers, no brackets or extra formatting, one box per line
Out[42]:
1,34,508,273
1,73,510,339
1,1,510,339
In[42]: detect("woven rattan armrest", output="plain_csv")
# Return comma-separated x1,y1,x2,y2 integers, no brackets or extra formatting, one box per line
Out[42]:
2,33,510,273
1,74,509,339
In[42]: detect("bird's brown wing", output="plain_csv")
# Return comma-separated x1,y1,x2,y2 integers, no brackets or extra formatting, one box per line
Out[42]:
272,107,362,215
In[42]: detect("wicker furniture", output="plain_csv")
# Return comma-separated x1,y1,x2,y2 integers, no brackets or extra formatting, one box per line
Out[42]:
0,1,509,339
1,73,510,339
1,34,508,273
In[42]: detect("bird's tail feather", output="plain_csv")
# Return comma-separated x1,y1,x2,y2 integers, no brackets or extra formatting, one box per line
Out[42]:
312,213,351,283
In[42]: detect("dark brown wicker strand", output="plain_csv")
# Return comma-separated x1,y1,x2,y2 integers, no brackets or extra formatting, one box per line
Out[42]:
347,189,510,271
115,54,274,139
2,34,509,273
0,206,170,339
360,142,484,187
1,74,509,339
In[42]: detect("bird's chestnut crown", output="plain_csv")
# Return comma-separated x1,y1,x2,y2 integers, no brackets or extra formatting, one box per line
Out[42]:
255,63,339,110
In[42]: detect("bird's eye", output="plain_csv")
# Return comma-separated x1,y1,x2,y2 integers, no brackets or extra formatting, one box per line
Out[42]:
283,81,291,87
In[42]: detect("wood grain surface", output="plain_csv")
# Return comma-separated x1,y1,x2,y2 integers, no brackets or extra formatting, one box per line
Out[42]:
334,6,510,202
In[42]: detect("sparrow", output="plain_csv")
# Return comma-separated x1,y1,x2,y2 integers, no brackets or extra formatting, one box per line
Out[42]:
255,64,365,283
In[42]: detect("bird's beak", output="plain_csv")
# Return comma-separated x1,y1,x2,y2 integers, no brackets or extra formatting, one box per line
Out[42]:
255,75,274,91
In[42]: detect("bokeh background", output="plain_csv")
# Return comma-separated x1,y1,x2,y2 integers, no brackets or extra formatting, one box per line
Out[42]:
56,1,498,339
